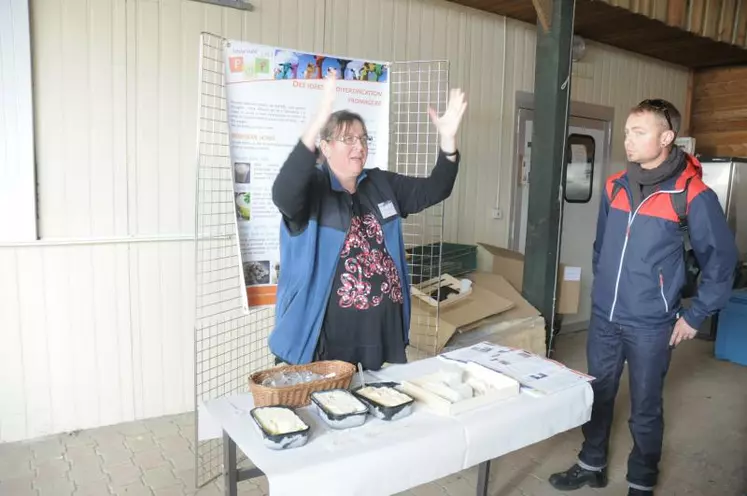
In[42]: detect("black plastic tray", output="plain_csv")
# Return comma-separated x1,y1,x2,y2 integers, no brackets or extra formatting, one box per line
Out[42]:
249,405,310,450
351,382,415,421
310,389,368,429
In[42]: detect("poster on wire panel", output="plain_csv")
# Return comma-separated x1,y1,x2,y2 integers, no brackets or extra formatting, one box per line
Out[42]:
223,40,391,307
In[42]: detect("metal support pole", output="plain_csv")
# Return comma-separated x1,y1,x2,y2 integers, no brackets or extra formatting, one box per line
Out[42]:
523,0,577,354
223,431,238,496
476,460,491,496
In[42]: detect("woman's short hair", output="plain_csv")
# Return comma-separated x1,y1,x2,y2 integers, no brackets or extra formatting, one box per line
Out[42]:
320,110,368,141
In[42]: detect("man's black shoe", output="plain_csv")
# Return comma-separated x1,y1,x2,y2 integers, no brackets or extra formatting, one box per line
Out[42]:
628,488,653,495
548,463,608,491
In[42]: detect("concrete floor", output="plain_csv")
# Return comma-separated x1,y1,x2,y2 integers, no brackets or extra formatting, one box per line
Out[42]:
0,331,745,495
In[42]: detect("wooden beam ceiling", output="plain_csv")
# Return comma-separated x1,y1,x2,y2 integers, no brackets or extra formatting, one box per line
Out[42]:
449,0,747,69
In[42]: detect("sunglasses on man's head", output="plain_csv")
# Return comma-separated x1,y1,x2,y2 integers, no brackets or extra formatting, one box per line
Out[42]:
641,99,674,132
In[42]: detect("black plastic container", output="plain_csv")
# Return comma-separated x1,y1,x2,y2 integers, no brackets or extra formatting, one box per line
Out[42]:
351,382,415,421
249,405,310,450
310,389,368,429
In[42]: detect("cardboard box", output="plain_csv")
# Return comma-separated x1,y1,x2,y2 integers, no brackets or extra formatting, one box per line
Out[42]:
478,243,581,315
409,280,515,354
463,272,540,327
445,314,548,357
445,273,547,356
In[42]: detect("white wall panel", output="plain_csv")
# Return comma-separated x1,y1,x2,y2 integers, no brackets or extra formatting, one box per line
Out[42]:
0,0,37,242
33,0,129,238
0,250,26,440
0,0,689,442
0,244,138,441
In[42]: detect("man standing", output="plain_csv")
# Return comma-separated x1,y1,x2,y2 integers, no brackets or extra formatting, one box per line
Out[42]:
549,99,738,495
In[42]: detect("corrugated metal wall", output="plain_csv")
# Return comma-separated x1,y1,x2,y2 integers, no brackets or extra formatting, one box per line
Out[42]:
0,0,690,442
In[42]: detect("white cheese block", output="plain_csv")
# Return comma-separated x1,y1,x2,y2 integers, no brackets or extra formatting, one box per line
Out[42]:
253,407,307,435
314,390,367,415
357,386,411,407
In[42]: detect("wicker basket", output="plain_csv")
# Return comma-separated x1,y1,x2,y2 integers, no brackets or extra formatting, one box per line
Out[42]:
248,360,356,407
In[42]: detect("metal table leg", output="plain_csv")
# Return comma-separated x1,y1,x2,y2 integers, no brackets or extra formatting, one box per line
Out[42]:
223,431,238,496
476,460,491,496
222,430,265,496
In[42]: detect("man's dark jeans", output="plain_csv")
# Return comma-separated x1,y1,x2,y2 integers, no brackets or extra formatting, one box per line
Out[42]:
578,314,673,490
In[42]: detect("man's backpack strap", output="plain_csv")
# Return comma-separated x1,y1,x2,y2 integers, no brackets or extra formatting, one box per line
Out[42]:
671,177,693,251
610,182,624,203
672,176,702,300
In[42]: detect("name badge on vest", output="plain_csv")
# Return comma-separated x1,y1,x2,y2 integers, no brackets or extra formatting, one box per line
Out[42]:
378,201,397,219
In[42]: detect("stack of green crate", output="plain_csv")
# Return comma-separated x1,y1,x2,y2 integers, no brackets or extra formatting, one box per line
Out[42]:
406,242,478,285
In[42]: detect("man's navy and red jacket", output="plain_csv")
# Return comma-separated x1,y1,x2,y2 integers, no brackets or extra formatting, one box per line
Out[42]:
592,153,738,329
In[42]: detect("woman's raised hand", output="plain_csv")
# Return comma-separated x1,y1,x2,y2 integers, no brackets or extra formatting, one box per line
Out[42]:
302,69,338,151
428,89,467,155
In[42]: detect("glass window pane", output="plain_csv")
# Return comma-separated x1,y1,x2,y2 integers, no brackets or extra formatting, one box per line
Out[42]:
565,133,595,203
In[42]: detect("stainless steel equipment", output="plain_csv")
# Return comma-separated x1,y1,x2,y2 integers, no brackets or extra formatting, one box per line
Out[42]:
688,156,747,339
699,156,747,260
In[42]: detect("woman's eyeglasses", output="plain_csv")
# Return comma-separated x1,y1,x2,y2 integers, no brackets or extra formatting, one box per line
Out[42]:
330,135,373,147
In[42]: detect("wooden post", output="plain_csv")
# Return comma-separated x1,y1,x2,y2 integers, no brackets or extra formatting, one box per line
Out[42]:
682,70,695,137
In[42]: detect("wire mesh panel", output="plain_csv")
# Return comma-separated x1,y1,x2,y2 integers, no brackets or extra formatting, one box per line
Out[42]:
389,61,450,360
193,37,450,486
193,32,275,488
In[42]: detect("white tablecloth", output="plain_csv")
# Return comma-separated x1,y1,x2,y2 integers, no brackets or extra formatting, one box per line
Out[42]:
202,356,593,496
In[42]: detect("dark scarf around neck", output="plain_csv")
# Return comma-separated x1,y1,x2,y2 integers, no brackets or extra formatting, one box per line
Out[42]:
626,146,686,210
